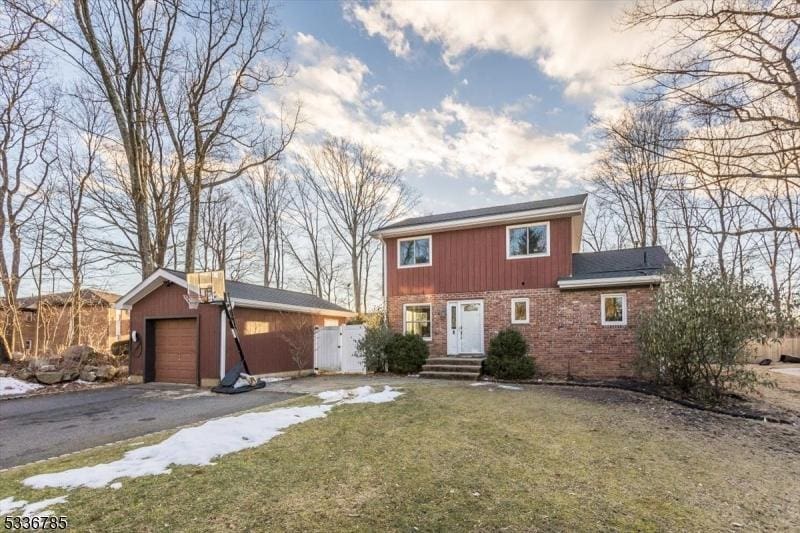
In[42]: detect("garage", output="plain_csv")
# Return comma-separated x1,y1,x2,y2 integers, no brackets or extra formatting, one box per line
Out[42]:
153,318,197,384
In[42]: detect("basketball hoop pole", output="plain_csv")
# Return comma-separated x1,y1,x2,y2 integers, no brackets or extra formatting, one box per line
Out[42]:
221,292,250,374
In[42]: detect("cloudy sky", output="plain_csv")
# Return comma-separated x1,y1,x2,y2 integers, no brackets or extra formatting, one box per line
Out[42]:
271,0,656,216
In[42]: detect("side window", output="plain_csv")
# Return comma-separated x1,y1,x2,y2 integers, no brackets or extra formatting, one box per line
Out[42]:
398,236,432,268
601,294,627,326
511,298,529,324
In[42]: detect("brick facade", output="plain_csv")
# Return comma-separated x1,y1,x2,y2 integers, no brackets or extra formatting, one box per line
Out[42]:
387,286,657,379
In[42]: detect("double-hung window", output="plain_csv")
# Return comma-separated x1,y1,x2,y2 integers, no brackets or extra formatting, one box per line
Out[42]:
398,235,432,268
601,294,627,326
403,304,432,340
506,222,549,258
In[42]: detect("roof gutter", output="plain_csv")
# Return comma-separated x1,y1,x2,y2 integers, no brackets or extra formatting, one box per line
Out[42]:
370,200,586,239
557,274,663,290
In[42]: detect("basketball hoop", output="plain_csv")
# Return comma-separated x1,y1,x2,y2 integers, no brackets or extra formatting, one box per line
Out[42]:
183,293,201,310
184,270,225,310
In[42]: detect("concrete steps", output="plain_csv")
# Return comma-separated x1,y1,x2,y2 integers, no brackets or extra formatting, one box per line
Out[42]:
420,357,484,381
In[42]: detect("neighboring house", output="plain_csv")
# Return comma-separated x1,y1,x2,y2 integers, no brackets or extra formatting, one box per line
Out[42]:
1,289,130,355
116,269,354,386
370,193,673,379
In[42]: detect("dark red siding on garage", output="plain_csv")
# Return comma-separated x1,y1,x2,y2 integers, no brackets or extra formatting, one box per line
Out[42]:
385,216,574,297
129,280,347,383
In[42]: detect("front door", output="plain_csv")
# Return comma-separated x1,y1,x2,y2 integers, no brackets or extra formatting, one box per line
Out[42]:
446,300,484,355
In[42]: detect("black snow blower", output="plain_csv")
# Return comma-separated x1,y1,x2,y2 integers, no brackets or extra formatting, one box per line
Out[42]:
212,293,266,394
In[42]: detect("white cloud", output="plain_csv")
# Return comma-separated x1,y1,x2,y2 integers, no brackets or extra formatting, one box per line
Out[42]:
265,33,593,197
344,1,660,98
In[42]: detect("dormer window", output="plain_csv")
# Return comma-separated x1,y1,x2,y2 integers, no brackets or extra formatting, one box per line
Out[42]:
398,236,432,268
506,221,550,259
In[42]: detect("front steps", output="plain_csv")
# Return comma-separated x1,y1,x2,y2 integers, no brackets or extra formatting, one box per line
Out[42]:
420,357,484,380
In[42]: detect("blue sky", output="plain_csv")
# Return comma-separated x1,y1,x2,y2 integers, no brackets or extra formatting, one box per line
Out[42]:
266,1,649,217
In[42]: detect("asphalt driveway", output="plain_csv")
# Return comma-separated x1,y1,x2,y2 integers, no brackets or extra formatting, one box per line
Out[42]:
0,383,298,469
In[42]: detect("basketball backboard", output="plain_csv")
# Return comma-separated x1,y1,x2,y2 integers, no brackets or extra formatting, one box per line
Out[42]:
186,270,226,304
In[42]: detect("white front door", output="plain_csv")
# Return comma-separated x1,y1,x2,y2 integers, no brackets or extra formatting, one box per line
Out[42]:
446,300,484,355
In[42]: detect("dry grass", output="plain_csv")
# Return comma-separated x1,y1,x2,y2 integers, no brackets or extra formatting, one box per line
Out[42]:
749,363,800,413
1,383,798,532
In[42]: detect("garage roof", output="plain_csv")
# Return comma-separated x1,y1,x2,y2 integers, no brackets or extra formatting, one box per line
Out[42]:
116,268,354,317
558,246,674,289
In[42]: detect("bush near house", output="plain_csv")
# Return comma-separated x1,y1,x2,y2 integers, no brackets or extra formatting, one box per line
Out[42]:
637,267,788,402
484,329,536,380
385,333,428,374
355,324,394,372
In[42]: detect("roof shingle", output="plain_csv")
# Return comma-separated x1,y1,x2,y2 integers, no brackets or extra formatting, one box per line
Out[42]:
567,246,674,280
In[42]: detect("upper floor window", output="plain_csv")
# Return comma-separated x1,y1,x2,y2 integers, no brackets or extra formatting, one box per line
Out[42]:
398,235,432,268
601,293,627,326
506,222,549,259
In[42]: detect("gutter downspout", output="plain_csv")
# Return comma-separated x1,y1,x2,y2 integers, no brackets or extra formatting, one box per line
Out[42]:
381,237,388,327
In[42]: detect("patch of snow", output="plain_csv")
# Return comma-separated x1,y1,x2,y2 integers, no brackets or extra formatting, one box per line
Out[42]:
0,377,43,396
498,384,522,391
0,496,67,517
260,377,288,383
771,367,800,377
470,382,490,387
20,385,403,493
469,382,522,391
23,405,334,490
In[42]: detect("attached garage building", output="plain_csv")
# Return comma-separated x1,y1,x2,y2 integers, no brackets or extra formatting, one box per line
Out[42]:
116,269,354,386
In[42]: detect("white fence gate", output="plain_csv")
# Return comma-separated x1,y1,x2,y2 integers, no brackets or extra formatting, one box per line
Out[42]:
314,324,366,374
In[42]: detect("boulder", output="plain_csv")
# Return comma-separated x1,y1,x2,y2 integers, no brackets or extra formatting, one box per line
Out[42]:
0,369,7,377
35,370,63,385
116,365,129,378
61,369,80,382
95,365,118,381
38,364,57,372
62,345,95,366
14,367,33,381
79,369,97,382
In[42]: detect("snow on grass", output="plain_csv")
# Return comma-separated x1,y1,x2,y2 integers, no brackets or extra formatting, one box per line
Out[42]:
0,377,43,396
0,496,67,517
22,386,402,491
771,367,800,377
470,382,522,391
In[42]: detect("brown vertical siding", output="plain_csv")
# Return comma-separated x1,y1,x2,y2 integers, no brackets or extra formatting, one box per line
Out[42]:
130,280,348,382
386,217,573,297
128,282,219,383
224,309,345,376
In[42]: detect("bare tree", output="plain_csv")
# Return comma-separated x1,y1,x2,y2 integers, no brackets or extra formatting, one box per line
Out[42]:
147,0,296,273
196,187,256,281
240,163,288,287
0,50,56,354
591,103,680,248
301,138,416,314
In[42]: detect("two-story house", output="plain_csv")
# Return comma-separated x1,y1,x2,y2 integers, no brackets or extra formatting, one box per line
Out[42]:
371,193,673,379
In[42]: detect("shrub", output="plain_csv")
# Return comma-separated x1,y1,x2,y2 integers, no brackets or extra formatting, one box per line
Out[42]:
355,324,394,372
484,329,535,380
385,333,429,374
487,328,528,359
637,266,786,402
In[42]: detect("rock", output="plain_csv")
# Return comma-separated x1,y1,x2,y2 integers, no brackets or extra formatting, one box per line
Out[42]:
62,345,95,366
35,370,63,385
14,367,33,381
61,369,80,382
96,365,118,381
0,369,7,377
38,364,57,372
79,369,97,382
757,358,772,366
116,365,129,378
780,354,800,364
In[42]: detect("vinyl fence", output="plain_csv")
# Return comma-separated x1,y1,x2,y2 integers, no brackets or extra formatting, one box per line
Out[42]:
313,324,366,374
750,336,800,360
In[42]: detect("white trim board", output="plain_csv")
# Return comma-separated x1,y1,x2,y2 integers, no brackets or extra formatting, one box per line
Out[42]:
557,275,662,290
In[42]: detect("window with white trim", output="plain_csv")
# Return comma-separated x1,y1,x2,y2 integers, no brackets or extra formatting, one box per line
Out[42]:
398,236,432,268
601,293,627,326
403,303,432,340
511,298,529,324
506,222,549,258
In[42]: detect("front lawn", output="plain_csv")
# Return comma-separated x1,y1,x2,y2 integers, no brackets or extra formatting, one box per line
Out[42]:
1,383,798,531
